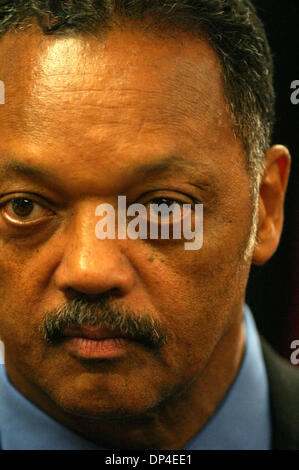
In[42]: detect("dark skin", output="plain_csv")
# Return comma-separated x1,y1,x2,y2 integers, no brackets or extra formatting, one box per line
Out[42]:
0,24,290,449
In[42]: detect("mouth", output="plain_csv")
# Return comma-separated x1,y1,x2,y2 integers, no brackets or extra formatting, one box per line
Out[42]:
62,326,131,360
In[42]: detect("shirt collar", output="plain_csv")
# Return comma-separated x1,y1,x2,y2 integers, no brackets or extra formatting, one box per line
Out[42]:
0,304,271,449
183,305,272,449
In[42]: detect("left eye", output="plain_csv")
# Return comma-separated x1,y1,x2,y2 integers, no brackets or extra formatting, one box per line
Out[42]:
146,198,185,216
149,198,179,206
1,197,52,223
148,197,182,208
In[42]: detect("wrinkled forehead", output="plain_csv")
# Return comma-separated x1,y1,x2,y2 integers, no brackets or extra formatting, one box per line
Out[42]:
0,25,229,133
0,24,248,193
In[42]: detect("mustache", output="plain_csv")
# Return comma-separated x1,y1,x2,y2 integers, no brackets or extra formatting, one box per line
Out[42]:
39,296,168,350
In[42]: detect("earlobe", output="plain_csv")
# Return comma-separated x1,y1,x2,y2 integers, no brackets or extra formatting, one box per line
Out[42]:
252,145,291,265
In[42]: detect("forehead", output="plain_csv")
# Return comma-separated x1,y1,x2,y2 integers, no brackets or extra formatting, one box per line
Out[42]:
0,25,246,189
0,25,229,126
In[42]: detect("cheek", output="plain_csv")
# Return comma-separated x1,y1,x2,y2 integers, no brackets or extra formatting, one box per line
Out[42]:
140,198,251,306
133,207,251,371
0,245,45,347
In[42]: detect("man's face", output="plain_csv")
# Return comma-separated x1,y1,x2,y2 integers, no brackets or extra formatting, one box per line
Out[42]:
0,25,253,418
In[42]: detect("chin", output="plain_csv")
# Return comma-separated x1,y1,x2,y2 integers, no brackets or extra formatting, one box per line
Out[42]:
51,385,176,423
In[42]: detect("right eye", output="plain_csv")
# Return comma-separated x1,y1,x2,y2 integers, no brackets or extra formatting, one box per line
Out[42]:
1,197,54,225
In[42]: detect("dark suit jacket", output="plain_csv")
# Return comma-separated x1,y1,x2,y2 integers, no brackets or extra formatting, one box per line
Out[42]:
260,338,299,450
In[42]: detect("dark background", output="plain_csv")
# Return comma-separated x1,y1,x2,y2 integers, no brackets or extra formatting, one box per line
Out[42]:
246,1,299,361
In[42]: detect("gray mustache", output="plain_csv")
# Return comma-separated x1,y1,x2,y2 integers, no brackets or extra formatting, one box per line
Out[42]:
39,297,168,349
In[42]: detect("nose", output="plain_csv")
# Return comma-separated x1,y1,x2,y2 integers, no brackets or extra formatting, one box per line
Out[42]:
54,212,135,298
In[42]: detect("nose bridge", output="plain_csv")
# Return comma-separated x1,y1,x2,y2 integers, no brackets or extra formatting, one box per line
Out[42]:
54,205,135,296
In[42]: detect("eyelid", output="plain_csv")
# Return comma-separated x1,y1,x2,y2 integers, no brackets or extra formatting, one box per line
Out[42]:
0,192,52,206
0,195,55,225
145,198,185,207
137,190,197,206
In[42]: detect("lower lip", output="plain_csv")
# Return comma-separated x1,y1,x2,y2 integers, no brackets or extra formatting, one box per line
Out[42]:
65,337,130,359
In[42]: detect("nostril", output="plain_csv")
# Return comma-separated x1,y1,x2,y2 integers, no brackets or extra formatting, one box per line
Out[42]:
63,286,125,303
108,287,124,298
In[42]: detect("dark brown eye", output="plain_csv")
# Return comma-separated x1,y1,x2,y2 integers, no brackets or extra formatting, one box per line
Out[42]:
146,198,185,220
11,198,34,217
1,197,53,224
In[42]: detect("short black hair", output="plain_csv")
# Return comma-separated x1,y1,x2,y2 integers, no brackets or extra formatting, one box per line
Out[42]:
0,0,275,185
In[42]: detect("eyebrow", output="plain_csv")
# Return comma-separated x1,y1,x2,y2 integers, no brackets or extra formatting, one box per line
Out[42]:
0,158,62,187
0,154,213,190
129,155,215,190
132,155,194,176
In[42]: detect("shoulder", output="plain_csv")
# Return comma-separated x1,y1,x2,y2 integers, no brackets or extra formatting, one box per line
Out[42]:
260,337,299,450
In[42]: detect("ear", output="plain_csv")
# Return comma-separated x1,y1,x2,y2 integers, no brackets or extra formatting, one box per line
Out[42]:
252,145,291,265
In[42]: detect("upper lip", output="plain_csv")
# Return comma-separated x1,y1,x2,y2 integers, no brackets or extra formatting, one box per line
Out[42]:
62,326,128,341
